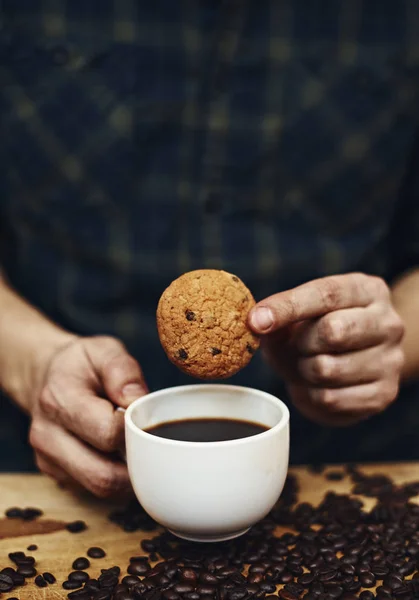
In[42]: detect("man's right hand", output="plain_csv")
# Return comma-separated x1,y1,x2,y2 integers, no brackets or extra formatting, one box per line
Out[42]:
29,336,148,498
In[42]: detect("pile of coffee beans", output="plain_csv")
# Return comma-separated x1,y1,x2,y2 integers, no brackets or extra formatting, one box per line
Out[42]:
4,467,419,599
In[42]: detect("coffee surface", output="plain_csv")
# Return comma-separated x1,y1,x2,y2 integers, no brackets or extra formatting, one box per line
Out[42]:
145,418,268,442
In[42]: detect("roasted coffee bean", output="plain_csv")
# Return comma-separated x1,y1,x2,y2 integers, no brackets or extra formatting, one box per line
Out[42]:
22,507,43,520
122,576,141,588
99,574,119,589
8,552,25,563
142,540,157,552
359,572,376,588
173,583,195,594
27,544,38,551
298,572,315,586
180,568,198,584
183,593,199,600
0,573,14,592
228,589,247,600
341,595,359,600
383,573,403,590
14,555,35,566
7,571,24,586
259,582,276,593
63,580,83,590
283,582,304,596
279,571,293,584
196,585,216,596
35,575,47,587
359,592,375,600
279,590,297,600
68,591,91,600
88,546,106,558
66,520,87,533
17,565,37,578
72,557,90,571
128,561,150,576
371,564,389,578
69,571,90,583
247,573,263,584
200,572,218,585
164,591,181,600
85,579,101,593
43,572,56,584
318,568,337,582
376,586,392,598
392,584,412,597
93,590,113,600
5,507,23,518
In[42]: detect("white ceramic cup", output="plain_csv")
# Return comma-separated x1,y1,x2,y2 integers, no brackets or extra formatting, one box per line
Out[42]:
124,384,290,542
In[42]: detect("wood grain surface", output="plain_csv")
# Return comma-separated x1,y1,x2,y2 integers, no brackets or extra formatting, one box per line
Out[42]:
0,463,418,599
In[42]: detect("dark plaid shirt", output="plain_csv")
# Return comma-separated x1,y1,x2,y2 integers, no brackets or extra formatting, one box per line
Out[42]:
1,1,419,471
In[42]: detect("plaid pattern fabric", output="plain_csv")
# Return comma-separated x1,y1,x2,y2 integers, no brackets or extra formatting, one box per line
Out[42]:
1,1,419,470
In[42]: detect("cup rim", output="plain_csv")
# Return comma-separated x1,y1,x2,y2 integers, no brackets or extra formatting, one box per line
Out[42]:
125,383,289,448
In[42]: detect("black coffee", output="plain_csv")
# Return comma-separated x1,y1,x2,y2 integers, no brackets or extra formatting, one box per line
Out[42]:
145,418,268,442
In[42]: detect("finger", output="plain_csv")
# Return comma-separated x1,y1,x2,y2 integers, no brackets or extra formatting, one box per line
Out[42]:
294,305,404,355
40,382,126,453
35,451,86,493
30,419,132,499
298,345,404,386
84,337,148,407
249,273,389,334
289,379,399,426
35,451,71,484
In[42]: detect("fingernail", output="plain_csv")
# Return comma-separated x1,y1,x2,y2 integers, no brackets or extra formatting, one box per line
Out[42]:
121,383,146,402
250,307,274,332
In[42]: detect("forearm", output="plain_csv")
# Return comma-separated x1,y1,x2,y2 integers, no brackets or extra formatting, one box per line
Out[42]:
0,274,77,412
391,268,419,381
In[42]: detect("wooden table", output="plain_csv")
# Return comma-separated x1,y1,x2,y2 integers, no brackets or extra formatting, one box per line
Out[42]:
0,463,418,599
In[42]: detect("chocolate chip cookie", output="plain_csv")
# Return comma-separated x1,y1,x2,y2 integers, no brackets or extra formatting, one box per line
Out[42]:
157,270,260,379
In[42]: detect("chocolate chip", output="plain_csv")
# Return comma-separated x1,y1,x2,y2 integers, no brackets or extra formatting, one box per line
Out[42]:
185,310,196,321
66,520,87,533
211,348,221,356
178,349,188,360
232,276,239,282
27,544,38,551
246,344,254,355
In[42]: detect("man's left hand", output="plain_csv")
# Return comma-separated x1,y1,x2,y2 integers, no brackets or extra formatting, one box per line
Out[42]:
249,273,405,425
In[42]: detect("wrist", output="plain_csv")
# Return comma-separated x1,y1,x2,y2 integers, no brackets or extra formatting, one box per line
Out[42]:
5,328,78,414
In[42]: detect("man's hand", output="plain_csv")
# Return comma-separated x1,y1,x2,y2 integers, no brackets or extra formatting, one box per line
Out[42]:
29,336,148,498
249,273,405,425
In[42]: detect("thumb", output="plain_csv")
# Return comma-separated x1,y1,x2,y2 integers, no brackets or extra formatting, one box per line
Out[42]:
85,337,148,407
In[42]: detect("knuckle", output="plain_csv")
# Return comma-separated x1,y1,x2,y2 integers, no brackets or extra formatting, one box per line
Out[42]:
320,316,347,348
319,278,343,311
38,386,57,417
370,276,390,298
387,312,405,342
311,387,340,410
97,421,119,452
310,355,336,382
378,380,399,409
29,423,44,452
90,466,119,499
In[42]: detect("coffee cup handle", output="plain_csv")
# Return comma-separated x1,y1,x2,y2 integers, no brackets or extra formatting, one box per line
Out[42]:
116,407,127,462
